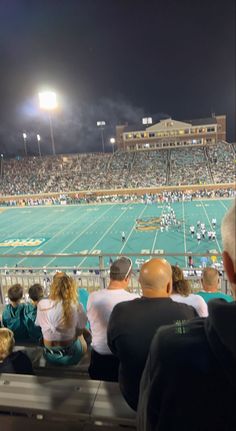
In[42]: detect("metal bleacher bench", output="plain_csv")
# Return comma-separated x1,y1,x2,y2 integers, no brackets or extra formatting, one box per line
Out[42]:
0,373,136,430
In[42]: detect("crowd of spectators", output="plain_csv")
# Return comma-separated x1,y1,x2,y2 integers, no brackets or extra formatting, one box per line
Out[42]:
0,142,235,197
1,187,235,208
169,147,213,185
207,142,235,183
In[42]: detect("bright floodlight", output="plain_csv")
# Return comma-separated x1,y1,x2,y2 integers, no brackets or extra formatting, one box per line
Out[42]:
36,134,41,141
97,121,106,127
110,137,115,144
142,117,152,125
22,133,27,139
39,91,57,110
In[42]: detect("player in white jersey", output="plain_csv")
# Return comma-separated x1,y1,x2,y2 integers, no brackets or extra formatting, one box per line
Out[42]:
197,232,201,244
190,225,195,238
212,218,216,228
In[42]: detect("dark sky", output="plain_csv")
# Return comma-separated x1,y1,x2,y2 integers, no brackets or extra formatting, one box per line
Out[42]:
0,0,235,156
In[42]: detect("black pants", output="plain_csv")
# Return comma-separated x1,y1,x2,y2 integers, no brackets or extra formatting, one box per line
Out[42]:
88,349,119,382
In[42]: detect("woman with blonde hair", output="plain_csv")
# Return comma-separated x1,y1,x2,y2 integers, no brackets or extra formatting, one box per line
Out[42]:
171,265,208,317
0,328,33,374
36,272,88,365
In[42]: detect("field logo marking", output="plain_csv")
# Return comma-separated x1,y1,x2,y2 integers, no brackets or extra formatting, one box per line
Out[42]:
0,238,46,247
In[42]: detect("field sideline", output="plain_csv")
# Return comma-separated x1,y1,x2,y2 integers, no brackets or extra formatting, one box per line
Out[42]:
0,198,232,269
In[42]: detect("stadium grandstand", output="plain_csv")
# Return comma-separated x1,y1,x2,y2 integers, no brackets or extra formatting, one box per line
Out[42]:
0,113,235,430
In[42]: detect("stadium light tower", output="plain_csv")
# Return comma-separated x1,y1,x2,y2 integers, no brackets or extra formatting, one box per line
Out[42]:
36,134,42,157
142,117,153,126
110,137,116,154
97,121,106,153
38,91,57,155
0,154,3,178
22,133,28,156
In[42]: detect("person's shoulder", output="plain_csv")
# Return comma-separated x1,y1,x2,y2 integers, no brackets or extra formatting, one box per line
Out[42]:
37,298,51,310
2,303,11,313
24,303,35,312
170,298,197,316
192,293,206,304
151,318,206,362
112,296,140,313
220,292,234,302
88,289,104,302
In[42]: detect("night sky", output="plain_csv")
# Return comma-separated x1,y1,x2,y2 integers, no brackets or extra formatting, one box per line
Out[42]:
0,0,235,156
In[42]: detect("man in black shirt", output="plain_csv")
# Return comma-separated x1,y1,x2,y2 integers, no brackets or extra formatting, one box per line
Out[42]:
107,258,196,410
137,200,236,431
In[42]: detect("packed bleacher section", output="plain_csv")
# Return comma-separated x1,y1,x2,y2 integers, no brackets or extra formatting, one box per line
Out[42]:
169,147,212,185
206,142,235,183
0,142,235,196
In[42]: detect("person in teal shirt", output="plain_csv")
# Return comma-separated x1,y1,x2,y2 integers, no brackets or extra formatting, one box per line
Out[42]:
23,284,43,343
77,287,90,329
198,267,233,303
2,284,29,342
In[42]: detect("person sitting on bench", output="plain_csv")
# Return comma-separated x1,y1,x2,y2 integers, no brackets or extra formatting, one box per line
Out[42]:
36,272,88,366
0,327,33,374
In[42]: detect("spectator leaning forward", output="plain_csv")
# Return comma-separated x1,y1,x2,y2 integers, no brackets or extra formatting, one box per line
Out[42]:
2,284,29,343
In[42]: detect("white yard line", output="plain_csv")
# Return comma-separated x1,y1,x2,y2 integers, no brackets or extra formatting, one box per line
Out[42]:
200,200,222,252
119,204,147,254
182,200,188,267
46,204,115,267
78,205,131,267
219,200,230,211
151,204,165,254
2,208,71,256
16,207,90,265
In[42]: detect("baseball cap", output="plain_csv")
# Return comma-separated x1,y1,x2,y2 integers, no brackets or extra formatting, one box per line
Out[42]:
110,257,133,280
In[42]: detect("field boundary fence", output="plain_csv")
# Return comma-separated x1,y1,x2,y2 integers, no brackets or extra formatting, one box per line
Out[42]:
0,252,230,304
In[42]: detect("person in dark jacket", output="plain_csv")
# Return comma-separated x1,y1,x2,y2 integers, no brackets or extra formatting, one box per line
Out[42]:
2,284,29,342
0,328,33,374
107,258,197,411
137,199,236,431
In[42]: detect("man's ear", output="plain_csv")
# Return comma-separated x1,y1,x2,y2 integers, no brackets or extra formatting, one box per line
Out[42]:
222,251,236,284
167,280,172,295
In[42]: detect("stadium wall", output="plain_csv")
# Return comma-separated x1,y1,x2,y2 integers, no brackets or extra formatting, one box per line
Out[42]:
0,182,235,203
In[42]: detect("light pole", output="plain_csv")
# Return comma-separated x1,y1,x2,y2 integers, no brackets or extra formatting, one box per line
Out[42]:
142,117,153,126
22,133,28,156
39,91,57,155
37,134,42,157
110,137,115,154
97,121,106,153
0,154,3,178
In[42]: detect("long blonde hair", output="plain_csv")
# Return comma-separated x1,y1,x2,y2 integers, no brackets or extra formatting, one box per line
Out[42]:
0,328,15,361
50,272,77,327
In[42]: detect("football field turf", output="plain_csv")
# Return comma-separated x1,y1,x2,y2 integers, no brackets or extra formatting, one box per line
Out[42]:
0,198,233,270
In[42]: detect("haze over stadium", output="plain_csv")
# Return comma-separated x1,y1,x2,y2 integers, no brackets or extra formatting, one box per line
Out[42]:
0,1,235,430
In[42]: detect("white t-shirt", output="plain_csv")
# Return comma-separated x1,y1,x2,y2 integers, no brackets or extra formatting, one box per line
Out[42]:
87,288,139,355
171,293,208,317
36,299,87,342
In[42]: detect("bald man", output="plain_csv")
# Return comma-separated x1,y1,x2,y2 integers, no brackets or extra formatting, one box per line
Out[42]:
198,267,233,303
137,200,236,431
107,258,196,411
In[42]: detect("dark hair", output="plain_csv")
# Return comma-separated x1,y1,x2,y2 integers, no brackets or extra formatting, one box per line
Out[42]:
8,284,23,302
171,266,190,297
28,284,44,302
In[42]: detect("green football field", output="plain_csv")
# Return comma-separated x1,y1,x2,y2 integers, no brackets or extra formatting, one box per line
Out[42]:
0,198,233,270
